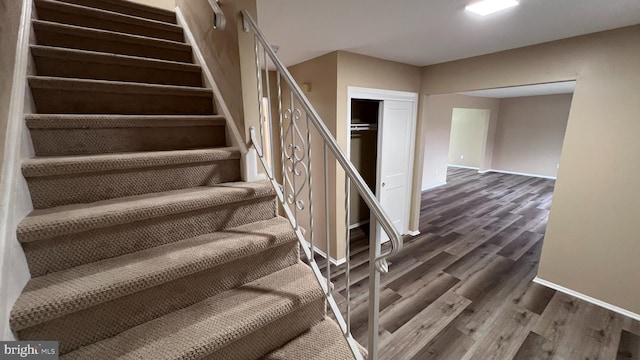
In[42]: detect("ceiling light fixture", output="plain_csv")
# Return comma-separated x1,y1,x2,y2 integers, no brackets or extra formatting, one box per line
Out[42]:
465,0,519,16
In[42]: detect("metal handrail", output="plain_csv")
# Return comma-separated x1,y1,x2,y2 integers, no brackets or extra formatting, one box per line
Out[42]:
240,10,403,273
207,0,226,30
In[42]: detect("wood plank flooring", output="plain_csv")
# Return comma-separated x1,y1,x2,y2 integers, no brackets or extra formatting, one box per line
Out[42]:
323,167,640,360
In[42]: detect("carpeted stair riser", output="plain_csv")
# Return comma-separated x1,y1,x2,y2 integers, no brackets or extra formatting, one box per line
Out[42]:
59,263,325,360
29,78,213,115
54,0,177,23
31,46,203,87
22,196,277,276
30,126,225,156
35,0,184,42
26,115,226,156
261,319,358,360
205,300,326,360
19,242,300,354
25,159,241,208
34,21,193,62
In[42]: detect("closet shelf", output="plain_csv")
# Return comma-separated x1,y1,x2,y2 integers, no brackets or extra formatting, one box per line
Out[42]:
350,123,378,132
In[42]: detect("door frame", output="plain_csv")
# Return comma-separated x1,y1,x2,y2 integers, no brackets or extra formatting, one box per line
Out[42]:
346,86,419,235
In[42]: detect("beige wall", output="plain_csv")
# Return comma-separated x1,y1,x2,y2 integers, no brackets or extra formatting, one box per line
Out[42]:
419,25,640,314
337,51,422,248
448,108,490,168
493,94,572,177
177,0,258,145
288,52,340,258
0,0,22,165
419,94,499,192
128,0,175,10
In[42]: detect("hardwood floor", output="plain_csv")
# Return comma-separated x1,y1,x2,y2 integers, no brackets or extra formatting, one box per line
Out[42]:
325,167,640,360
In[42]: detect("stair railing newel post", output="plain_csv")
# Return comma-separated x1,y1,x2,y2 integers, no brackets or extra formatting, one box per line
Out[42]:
242,10,404,360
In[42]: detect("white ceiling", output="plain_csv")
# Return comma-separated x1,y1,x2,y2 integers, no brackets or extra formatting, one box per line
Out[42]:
458,81,576,98
257,0,640,67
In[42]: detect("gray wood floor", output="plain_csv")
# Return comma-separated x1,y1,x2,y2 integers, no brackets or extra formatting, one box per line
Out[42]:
325,167,640,360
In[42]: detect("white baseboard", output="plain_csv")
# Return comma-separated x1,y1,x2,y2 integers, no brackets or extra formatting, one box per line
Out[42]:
477,169,491,174
349,220,370,230
447,164,479,170
241,148,266,182
421,182,447,191
482,169,556,180
533,277,640,322
302,240,346,266
407,229,420,236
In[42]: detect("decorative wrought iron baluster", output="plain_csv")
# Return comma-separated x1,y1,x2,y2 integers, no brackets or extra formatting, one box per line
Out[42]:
282,95,308,230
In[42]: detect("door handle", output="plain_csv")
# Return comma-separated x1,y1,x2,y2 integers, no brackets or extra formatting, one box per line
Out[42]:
382,182,386,187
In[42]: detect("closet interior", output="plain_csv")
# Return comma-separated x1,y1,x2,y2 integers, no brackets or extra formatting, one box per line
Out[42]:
349,99,380,231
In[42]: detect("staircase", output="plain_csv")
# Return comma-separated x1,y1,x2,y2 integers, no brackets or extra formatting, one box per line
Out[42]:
9,0,356,358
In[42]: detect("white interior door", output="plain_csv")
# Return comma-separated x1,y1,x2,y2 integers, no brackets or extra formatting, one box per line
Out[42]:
376,100,413,242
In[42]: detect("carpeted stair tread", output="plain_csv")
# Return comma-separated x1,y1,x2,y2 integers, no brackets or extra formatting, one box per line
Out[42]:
35,0,184,42
11,217,296,331
60,262,323,360
28,76,211,96
261,318,356,360
17,180,275,243
33,20,189,52
31,45,201,86
54,0,177,24
22,147,239,177
26,114,225,129
33,20,192,62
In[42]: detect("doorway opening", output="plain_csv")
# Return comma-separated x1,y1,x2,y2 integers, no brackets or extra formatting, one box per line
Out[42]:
447,108,491,172
346,87,418,246
393,81,578,355
349,99,379,237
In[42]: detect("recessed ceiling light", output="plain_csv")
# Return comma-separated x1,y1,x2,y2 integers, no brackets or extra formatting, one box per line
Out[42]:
465,0,519,16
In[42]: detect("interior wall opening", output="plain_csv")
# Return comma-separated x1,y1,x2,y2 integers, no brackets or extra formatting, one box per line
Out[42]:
447,108,491,171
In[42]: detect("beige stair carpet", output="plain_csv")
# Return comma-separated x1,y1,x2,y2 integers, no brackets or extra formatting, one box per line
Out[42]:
26,114,225,155
9,0,357,358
